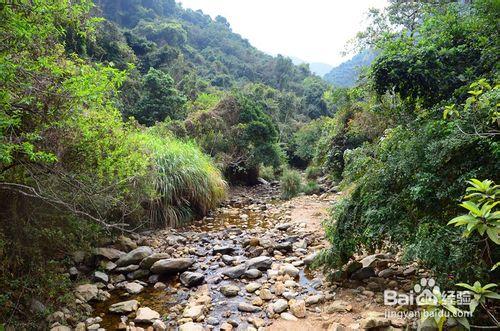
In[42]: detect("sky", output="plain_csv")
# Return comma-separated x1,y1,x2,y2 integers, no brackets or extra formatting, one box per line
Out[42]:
179,0,388,66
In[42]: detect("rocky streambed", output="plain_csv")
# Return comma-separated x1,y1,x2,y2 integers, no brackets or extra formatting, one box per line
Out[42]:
50,184,426,331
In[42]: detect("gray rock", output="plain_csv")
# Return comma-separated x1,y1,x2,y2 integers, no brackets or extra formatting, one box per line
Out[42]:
179,322,204,331
282,264,299,277
139,253,170,269
305,294,324,306
222,264,247,278
326,300,352,313
276,223,291,231
115,246,153,267
93,271,108,283
403,267,416,276
74,284,98,302
127,269,149,280
360,253,392,268
124,282,144,294
244,268,262,279
115,264,140,273
272,299,288,313
213,245,235,255
134,307,160,323
180,272,205,287
150,258,194,274
109,300,139,313
378,268,395,278
303,252,318,266
95,247,125,261
245,256,272,270
220,284,240,297
237,302,261,313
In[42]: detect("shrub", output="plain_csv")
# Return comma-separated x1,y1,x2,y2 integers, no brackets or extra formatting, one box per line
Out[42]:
259,165,276,181
302,180,321,195
305,165,322,179
280,169,302,199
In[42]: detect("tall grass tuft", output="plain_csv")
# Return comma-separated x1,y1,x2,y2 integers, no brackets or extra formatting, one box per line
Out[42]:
280,169,302,200
150,138,227,227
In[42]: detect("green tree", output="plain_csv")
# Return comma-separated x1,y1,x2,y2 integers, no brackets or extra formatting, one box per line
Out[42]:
132,68,187,125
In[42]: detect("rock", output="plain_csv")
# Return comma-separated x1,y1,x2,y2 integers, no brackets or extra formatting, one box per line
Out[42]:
206,317,219,325
179,322,204,331
180,272,205,287
326,300,352,313
289,299,306,318
237,302,261,313
378,268,395,278
139,253,170,269
276,223,291,231
280,312,298,321
183,305,204,320
360,254,391,268
116,235,137,251
222,264,247,278
345,261,363,275
75,322,86,331
69,266,79,279
221,321,234,330
220,284,240,297
115,246,153,267
403,267,416,276
328,322,348,331
50,326,72,331
93,271,108,283
305,294,324,306
259,288,274,301
257,178,270,185
245,282,261,293
246,256,272,270
275,241,293,253
213,245,235,255
134,307,160,323
75,284,98,302
303,252,318,266
28,298,46,314
281,264,299,277
47,311,65,324
359,312,390,329
272,299,288,313
350,267,376,280
115,264,140,273
128,268,149,280
150,258,194,274
95,247,125,260
244,268,262,279
152,319,167,331
125,282,144,294
109,300,140,313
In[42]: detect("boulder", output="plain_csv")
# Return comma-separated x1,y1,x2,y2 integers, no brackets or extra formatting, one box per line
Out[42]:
359,312,390,329
150,258,194,274
115,246,153,267
139,253,170,269
244,268,262,279
326,300,352,313
212,245,235,255
281,264,300,277
116,235,137,251
134,307,160,323
125,282,144,294
109,300,139,313
74,284,98,302
183,304,204,320
222,264,247,278
245,256,272,270
95,247,125,261
180,272,205,287
93,271,108,283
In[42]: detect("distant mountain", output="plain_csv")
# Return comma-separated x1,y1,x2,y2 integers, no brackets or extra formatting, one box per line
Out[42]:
324,50,376,87
289,56,333,77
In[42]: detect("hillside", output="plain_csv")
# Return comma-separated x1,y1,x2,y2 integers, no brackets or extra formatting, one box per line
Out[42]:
290,56,334,76
323,50,376,87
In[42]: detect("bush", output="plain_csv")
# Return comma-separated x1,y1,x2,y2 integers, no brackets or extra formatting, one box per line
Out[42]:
302,180,321,195
305,165,322,179
259,165,276,181
280,169,302,199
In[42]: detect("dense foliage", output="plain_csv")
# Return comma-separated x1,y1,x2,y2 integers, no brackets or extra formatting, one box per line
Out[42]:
314,0,499,289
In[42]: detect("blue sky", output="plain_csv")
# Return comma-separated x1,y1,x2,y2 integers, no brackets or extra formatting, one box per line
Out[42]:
179,0,387,65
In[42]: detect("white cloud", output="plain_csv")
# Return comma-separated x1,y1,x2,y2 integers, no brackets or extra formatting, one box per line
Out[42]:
179,0,387,65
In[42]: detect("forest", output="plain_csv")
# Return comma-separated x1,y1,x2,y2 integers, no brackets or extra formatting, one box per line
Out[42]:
0,0,499,330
